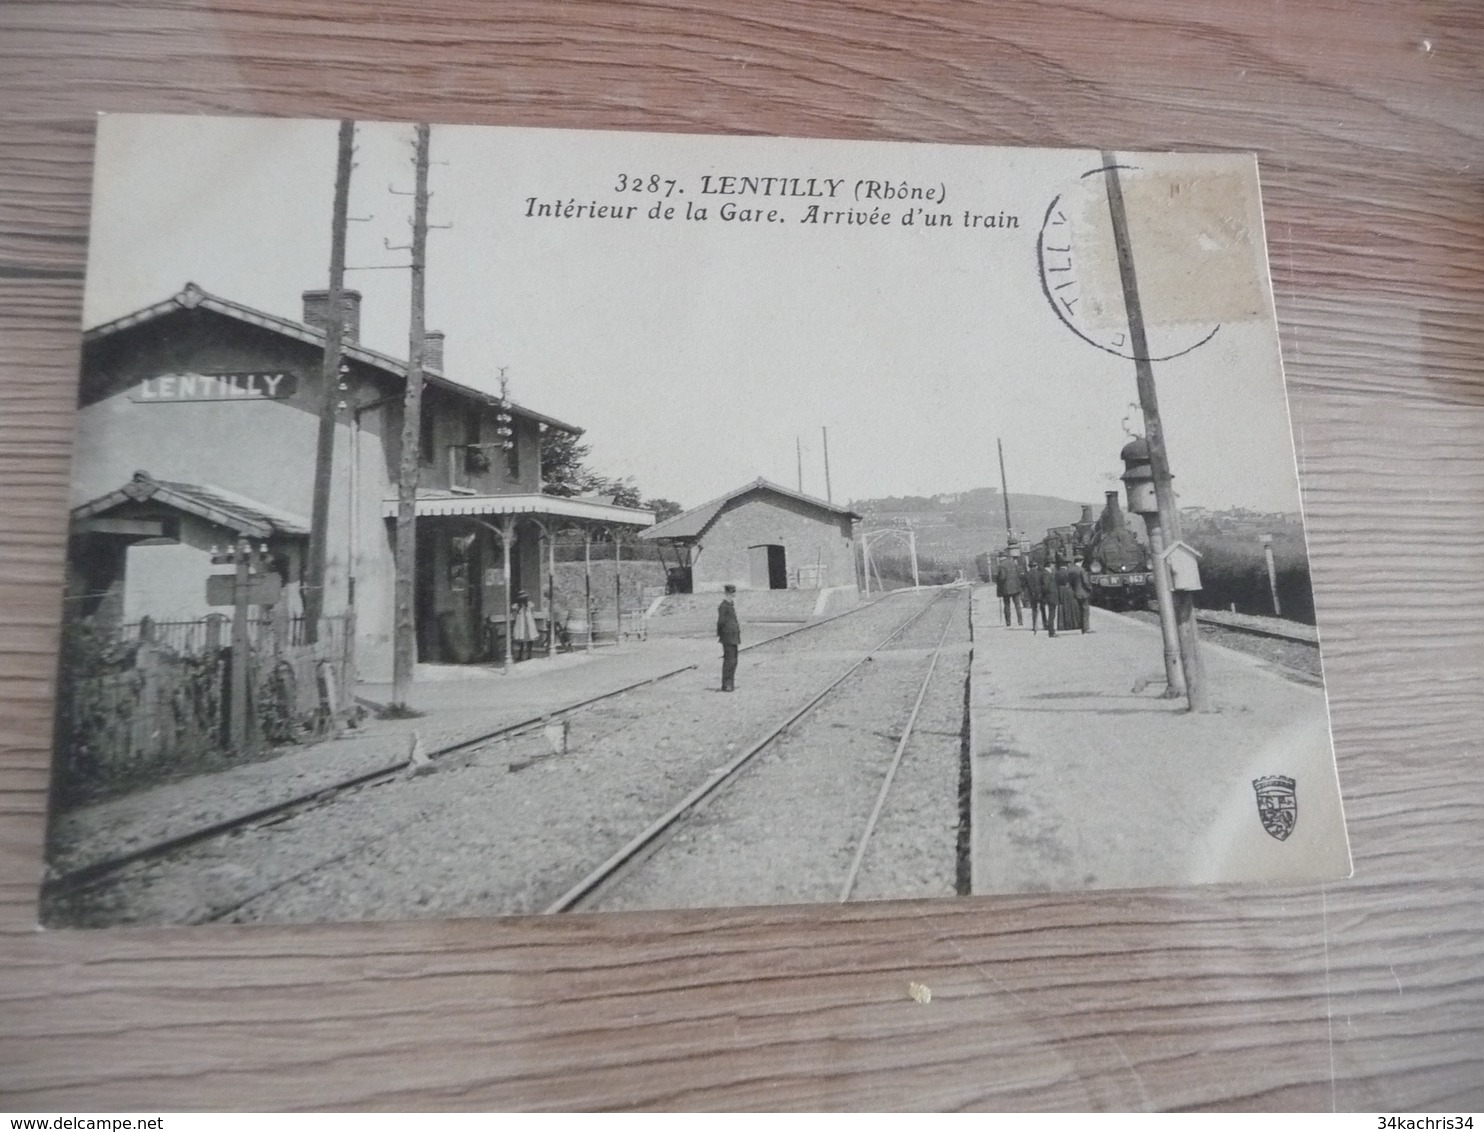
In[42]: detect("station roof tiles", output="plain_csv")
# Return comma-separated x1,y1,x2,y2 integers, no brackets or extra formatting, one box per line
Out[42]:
640,478,861,542
84,283,582,436
73,472,310,539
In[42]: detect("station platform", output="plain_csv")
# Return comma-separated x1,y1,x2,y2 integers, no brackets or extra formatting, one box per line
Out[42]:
644,585,860,636
968,589,1350,896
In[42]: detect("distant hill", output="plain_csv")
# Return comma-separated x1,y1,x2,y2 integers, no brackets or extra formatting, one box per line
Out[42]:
850,487,1092,569
847,487,1307,582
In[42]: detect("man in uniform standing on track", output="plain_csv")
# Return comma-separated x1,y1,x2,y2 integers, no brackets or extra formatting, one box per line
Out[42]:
717,583,741,691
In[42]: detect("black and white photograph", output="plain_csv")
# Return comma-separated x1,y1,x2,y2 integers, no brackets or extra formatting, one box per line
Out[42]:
42,113,1351,929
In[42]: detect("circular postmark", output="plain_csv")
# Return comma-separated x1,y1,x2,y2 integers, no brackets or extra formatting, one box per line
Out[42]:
1037,160,1267,363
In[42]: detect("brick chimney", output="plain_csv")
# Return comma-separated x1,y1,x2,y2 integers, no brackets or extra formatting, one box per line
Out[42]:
301,289,362,344
424,330,445,373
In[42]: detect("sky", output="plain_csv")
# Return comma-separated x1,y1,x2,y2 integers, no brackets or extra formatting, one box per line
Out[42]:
82,115,1307,515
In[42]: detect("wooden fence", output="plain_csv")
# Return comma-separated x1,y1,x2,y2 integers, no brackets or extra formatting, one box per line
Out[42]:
53,611,356,803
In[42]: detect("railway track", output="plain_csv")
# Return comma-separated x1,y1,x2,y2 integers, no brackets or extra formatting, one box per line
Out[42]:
1191,608,1318,644
42,587,951,914
549,587,966,913
1116,603,1316,645
1117,605,1321,683
43,660,697,901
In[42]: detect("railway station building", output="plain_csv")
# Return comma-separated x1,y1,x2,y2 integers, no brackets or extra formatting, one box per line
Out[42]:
67,282,654,681
640,478,861,596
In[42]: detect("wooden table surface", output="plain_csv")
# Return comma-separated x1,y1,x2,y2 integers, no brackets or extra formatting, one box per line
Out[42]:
2,0,1481,1112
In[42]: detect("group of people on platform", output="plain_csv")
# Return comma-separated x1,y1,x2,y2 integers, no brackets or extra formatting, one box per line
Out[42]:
993,552,1091,637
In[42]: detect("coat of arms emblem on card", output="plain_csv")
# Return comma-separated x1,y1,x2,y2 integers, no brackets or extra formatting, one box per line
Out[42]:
1253,774,1298,841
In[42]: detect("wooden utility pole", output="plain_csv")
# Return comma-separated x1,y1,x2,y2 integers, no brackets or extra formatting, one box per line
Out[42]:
821,426,833,502
547,533,557,657
796,436,804,493
997,437,1014,540
614,532,623,645
1133,478,1186,698
303,119,355,642
1102,154,1208,711
1262,534,1282,616
584,531,594,653
391,123,431,708
229,541,253,753
500,517,513,669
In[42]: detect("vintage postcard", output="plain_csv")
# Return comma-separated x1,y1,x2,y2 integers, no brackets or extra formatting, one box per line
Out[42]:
42,114,1349,928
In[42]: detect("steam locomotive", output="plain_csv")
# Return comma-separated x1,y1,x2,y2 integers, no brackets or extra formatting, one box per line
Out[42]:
979,491,1154,611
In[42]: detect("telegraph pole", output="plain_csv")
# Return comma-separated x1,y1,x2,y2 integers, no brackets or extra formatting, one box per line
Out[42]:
997,437,1014,541
391,123,431,708
1124,445,1186,699
908,521,920,589
303,119,355,642
821,426,833,503
1262,533,1282,616
229,541,252,753
1102,154,1208,711
796,436,804,493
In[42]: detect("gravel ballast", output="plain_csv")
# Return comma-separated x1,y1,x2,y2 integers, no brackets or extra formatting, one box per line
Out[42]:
591,591,970,912
49,588,972,927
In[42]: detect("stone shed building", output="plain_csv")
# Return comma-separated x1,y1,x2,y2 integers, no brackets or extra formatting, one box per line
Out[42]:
640,478,861,594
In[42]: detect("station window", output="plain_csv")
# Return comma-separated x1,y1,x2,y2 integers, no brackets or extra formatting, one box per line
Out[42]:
464,412,488,475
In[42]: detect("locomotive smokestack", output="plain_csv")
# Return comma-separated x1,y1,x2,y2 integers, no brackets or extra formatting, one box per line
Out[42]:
1103,489,1125,531
1074,504,1096,548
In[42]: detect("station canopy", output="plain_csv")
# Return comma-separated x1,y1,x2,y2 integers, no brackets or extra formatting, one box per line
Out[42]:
381,491,655,528
75,471,310,539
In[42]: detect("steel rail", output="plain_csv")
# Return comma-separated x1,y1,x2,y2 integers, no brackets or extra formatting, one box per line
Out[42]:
43,662,699,897
1192,609,1319,644
205,592,954,923
837,592,961,903
543,589,955,914
44,587,917,898
196,808,432,925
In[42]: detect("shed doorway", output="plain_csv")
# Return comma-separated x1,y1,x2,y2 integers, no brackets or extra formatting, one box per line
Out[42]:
749,543,788,590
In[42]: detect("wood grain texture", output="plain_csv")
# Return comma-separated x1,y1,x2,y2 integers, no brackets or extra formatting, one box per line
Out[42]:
2,0,1482,1111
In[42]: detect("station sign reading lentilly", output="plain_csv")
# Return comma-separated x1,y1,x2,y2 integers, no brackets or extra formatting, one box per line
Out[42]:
130,371,298,402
